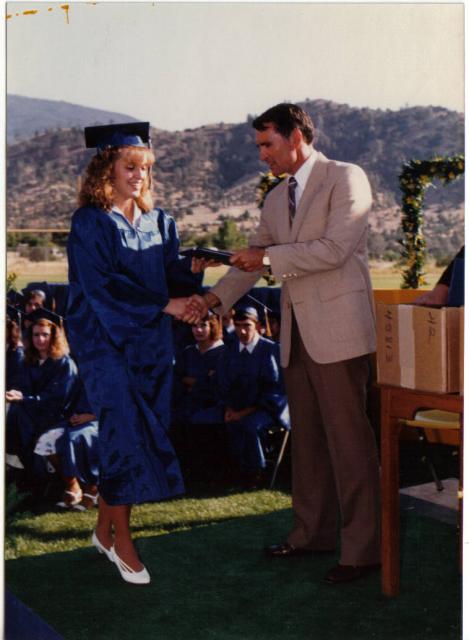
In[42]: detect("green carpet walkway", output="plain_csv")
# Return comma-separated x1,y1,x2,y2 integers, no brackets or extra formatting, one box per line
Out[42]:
5,490,461,640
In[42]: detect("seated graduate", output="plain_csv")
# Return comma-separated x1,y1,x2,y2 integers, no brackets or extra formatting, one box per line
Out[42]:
413,245,464,307
21,289,47,338
221,308,237,345
5,308,78,486
34,375,99,511
172,313,226,477
268,311,281,343
174,312,225,422
6,306,25,391
216,305,290,487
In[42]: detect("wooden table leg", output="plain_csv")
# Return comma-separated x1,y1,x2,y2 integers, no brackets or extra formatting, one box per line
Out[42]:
380,389,401,597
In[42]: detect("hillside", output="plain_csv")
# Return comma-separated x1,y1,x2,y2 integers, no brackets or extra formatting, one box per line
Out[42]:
7,95,138,144
6,98,464,258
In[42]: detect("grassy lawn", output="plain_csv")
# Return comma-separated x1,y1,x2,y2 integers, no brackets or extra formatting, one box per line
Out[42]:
8,256,444,291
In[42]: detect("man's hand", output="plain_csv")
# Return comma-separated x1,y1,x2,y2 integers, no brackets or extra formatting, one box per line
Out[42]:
230,247,265,272
184,294,209,322
164,297,203,324
412,284,449,307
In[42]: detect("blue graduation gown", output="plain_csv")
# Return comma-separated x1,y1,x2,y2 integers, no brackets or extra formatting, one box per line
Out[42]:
6,355,78,471
217,336,290,471
55,377,99,486
173,343,226,424
67,206,196,505
6,346,25,390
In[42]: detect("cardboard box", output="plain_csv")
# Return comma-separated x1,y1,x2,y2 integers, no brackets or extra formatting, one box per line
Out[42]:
376,303,462,393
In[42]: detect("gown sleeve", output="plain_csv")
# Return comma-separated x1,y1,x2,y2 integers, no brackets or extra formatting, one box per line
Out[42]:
257,344,289,426
67,207,171,349
21,357,78,419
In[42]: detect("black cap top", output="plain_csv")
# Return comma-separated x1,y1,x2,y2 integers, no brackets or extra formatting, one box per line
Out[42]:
7,290,25,307
25,308,63,327
84,122,151,151
7,305,21,324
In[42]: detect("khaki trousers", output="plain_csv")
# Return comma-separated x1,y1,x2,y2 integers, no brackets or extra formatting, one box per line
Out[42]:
283,318,380,566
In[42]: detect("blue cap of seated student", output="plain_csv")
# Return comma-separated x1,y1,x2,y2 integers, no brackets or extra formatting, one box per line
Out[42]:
233,305,259,323
7,305,21,325
24,307,63,327
84,122,151,152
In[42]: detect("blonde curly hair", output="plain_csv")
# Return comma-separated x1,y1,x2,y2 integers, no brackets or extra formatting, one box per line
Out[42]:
79,146,156,212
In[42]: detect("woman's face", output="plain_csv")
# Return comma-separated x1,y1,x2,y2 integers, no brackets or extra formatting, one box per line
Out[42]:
192,320,211,343
32,323,52,358
112,153,150,201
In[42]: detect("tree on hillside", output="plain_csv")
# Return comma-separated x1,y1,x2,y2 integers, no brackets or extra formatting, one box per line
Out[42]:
213,219,247,250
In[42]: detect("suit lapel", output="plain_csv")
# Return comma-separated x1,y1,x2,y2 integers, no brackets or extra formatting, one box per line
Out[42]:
290,152,328,241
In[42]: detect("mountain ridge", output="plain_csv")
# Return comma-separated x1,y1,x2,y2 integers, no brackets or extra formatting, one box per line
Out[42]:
6,96,464,259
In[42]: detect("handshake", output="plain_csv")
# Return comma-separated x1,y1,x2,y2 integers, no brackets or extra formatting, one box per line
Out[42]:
164,294,211,325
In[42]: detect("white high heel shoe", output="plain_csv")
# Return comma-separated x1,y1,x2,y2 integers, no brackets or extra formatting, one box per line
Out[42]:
111,547,151,585
91,530,114,562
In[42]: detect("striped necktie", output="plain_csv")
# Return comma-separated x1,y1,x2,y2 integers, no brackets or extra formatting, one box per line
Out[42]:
288,176,297,222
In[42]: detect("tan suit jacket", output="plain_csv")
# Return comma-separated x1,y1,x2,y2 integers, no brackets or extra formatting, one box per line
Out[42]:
211,151,376,366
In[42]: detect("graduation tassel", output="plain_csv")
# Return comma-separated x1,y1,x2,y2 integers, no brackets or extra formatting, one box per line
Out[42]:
263,304,272,338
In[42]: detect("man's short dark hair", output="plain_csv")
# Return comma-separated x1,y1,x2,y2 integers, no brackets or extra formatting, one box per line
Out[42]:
252,103,314,144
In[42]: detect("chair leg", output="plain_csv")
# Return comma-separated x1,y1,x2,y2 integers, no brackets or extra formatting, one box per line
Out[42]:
269,430,290,490
417,428,444,492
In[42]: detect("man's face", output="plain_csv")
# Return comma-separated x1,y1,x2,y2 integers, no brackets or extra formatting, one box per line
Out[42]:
234,318,258,346
25,295,44,314
255,123,297,176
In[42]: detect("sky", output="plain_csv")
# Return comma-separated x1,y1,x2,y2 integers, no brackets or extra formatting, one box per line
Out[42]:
5,1,465,132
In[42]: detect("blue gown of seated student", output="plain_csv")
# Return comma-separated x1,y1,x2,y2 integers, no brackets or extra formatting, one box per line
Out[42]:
217,336,290,473
6,355,78,476
173,341,226,425
6,345,25,390
54,376,99,487
67,205,199,505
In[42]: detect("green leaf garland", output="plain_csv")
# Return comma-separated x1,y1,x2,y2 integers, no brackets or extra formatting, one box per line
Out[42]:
399,154,464,288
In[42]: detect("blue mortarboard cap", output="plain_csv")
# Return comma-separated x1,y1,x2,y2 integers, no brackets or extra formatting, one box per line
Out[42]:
233,305,259,322
84,122,151,151
7,305,21,324
7,290,25,308
25,307,63,327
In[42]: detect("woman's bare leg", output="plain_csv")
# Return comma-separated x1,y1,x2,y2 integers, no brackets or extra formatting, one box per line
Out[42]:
96,497,143,571
95,496,114,551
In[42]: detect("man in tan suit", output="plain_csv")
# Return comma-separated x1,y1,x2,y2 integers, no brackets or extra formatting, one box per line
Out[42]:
199,103,380,584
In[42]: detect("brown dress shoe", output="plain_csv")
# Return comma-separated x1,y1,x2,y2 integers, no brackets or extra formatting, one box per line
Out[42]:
265,543,312,558
324,563,381,584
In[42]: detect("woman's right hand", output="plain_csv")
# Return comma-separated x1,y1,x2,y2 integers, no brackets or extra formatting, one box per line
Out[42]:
6,389,23,402
164,296,207,324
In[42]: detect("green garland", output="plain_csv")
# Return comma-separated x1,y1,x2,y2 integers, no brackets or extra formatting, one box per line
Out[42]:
257,172,286,209
399,154,464,288
256,172,286,286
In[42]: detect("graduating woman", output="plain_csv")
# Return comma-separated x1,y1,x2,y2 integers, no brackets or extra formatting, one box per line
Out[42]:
67,122,203,585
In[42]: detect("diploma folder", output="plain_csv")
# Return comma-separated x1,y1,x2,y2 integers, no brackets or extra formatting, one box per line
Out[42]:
180,247,233,266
